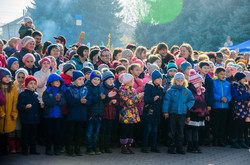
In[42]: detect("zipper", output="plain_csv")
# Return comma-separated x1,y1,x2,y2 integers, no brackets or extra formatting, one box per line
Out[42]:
219,80,224,108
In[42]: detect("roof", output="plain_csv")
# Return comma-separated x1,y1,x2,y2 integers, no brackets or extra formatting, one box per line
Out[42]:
0,16,25,27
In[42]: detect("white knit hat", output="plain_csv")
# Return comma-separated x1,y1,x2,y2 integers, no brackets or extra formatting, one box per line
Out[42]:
119,73,134,84
22,36,35,48
24,17,33,24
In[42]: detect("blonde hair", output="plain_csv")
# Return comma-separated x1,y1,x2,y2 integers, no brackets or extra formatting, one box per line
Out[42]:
219,47,230,55
198,54,209,62
224,59,236,68
134,46,147,60
180,43,194,61
7,37,19,47
170,78,189,88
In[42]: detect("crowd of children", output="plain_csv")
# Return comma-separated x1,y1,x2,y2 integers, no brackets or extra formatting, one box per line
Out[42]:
0,17,250,157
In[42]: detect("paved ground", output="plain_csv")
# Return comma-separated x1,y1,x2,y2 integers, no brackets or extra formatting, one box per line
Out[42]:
1,145,250,165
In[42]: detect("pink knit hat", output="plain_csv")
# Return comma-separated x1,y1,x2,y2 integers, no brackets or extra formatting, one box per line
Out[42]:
40,57,51,66
189,69,205,95
132,57,144,72
176,57,186,67
22,53,36,63
226,66,237,76
119,73,134,84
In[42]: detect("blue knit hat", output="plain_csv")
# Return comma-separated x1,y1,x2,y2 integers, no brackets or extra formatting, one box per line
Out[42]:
7,57,19,69
72,70,84,81
102,70,115,82
180,61,192,73
90,70,102,80
151,70,162,82
46,73,66,92
167,62,177,73
47,44,59,56
234,72,246,82
0,68,11,81
174,72,185,81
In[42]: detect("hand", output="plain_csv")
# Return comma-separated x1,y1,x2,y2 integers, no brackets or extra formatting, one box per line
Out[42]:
207,106,211,111
186,117,191,123
56,93,61,101
221,97,227,103
111,99,117,104
101,93,106,100
205,116,210,121
154,96,159,101
108,91,117,98
81,96,87,104
40,103,44,109
163,113,169,119
25,104,32,109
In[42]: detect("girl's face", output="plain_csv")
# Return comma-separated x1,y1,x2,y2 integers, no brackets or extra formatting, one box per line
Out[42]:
26,21,32,28
141,51,147,60
50,48,60,59
74,77,84,87
131,66,141,77
180,47,190,59
17,72,25,85
93,54,99,63
158,48,168,58
50,58,57,68
11,61,19,71
25,41,35,52
115,52,122,61
175,79,184,86
153,59,162,68
42,61,51,70
194,54,199,60
168,70,177,77
26,80,37,91
85,72,90,80
126,79,134,87
66,69,74,77
154,78,162,85
25,57,34,68
2,75,12,83
209,65,215,73
184,66,192,76
105,77,114,86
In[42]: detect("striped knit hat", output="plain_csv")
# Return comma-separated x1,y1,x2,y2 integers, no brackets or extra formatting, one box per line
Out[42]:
189,69,205,95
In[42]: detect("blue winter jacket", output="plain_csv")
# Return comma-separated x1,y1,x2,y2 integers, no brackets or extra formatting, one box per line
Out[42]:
71,55,83,70
202,73,214,107
162,85,195,115
213,78,231,109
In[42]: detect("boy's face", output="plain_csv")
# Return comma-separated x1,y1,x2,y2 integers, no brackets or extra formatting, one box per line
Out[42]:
216,71,226,81
105,77,114,86
27,80,37,91
216,57,223,64
85,72,90,80
17,73,25,84
154,78,162,85
11,61,19,71
168,70,177,77
74,77,84,87
66,69,74,77
91,77,100,86
175,79,184,86
25,57,34,68
121,61,129,69
2,75,11,84
200,65,209,75
34,35,41,46
51,80,61,88
50,48,60,59
55,39,62,44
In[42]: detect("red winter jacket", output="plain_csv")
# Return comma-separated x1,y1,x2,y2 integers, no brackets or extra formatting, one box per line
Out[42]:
0,54,7,68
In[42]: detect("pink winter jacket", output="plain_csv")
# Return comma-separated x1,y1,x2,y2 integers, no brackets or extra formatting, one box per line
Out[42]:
133,77,145,115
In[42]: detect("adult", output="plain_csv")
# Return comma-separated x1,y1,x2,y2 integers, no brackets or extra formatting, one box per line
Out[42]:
224,36,233,47
126,44,137,53
13,36,41,68
0,39,8,59
54,35,68,55
179,43,197,67
71,45,89,70
32,31,43,56
95,49,113,69
3,37,19,57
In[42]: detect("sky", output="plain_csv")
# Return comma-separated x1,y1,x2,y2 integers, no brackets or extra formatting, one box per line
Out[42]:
0,0,33,25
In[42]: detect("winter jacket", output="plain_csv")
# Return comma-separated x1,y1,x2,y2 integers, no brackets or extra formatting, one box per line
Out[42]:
114,78,122,90
213,78,231,109
231,81,250,119
42,74,67,118
71,55,84,70
60,73,72,88
18,24,35,39
142,73,151,84
17,89,40,124
119,85,141,124
24,66,39,75
201,73,214,107
3,47,17,57
0,84,18,133
0,54,7,68
142,81,164,125
162,85,195,115
133,77,145,115
95,59,113,70
65,83,91,121
162,74,172,93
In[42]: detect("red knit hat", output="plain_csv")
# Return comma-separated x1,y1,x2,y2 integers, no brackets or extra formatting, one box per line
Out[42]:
25,75,37,87
175,57,186,67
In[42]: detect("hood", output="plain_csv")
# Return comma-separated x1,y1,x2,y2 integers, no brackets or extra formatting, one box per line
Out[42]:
171,85,185,90
46,73,66,92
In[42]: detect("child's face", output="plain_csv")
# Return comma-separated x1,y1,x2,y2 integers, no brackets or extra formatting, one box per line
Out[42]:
26,80,37,91
2,75,11,83
66,69,74,77
121,61,129,69
159,48,168,58
83,49,89,59
210,58,216,64
26,21,32,28
17,73,25,85
194,54,199,60
153,59,162,68
91,77,100,86
175,79,184,86
131,66,141,77
11,61,19,71
42,61,51,70
168,70,177,77
216,57,223,64
225,69,231,78
115,52,122,60
100,51,111,64
209,65,215,73
154,78,162,85
184,66,192,76
50,48,60,59
216,71,226,81
51,80,61,88
238,78,246,84
85,72,90,80
105,77,114,86
126,54,133,63
200,65,209,75
93,55,99,63
126,79,134,87
117,70,126,79
74,77,84,87
50,59,57,68
25,57,34,68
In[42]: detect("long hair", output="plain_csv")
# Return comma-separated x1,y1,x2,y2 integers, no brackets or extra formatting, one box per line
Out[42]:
134,46,147,60
180,43,194,62
0,81,13,93
153,42,168,55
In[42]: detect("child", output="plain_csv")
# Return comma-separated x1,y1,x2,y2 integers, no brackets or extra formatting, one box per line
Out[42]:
119,58,129,70
142,63,160,84
114,65,126,90
34,57,51,105
42,74,67,155
60,63,75,88
47,56,60,74
162,62,177,93
215,52,224,67
141,70,163,153
186,69,209,153
14,68,29,94
119,73,144,154
212,67,231,146
99,70,119,153
19,17,35,39
7,57,19,80
17,76,40,155
65,71,90,156
230,72,250,149
208,61,215,78
162,72,195,154
0,68,18,155
180,61,192,80
85,70,110,155
81,66,93,83
22,53,39,75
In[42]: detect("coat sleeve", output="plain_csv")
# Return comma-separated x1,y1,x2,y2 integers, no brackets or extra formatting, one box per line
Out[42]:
186,89,195,110
144,84,154,104
65,89,81,105
42,90,57,106
162,90,171,113
34,71,48,88
11,86,18,119
225,83,232,102
231,85,249,101
58,92,67,106
119,88,140,108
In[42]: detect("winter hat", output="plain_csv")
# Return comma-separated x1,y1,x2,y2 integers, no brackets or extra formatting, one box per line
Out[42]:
15,68,29,81
40,57,51,66
227,65,237,76
151,70,162,82
174,72,185,81
63,63,75,74
7,57,19,69
25,75,37,87
22,36,35,48
148,55,161,64
102,70,115,82
180,61,191,73
81,66,93,75
82,61,94,70
244,71,250,81
77,45,89,57
234,72,246,82
89,49,100,61
58,63,65,73
47,44,59,56
0,68,11,81
90,70,102,80
175,57,186,67
119,73,134,84
22,53,35,63
24,17,33,24
72,70,84,81
189,69,205,95
132,57,144,68
98,64,109,72
147,63,159,74
46,73,66,92
121,49,133,58
167,62,177,73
